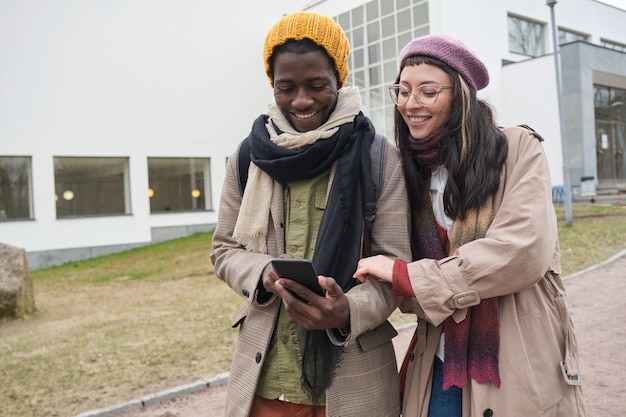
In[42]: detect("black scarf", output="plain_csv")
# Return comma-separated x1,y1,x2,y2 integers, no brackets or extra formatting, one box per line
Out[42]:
247,112,377,403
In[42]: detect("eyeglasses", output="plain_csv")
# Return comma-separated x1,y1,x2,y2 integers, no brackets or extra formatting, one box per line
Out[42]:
388,84,452,106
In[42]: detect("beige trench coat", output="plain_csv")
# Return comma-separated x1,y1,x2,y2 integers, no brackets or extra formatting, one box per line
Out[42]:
211,141,412,417
399,126,587,417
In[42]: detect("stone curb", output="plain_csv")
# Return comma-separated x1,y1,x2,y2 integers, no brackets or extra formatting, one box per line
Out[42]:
73,372,229,417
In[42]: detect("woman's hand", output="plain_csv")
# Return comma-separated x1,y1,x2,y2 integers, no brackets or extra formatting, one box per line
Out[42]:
353,255,394,284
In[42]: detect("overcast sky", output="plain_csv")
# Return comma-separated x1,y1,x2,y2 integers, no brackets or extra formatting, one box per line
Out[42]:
596,0,626,10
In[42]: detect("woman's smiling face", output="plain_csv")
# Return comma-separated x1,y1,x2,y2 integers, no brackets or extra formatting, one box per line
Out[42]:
272,50,339,132
397,63,453,140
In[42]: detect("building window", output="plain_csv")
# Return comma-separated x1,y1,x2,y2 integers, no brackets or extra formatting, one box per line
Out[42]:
558,28,588,45
595,85,626,123
338,0,430,140
600,38,626,53
0,156,33,221
508,15,545,57
147,157,211,213
54,157,130,218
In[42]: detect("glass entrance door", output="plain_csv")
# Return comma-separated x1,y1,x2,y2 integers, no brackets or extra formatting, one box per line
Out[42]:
594,85,626,182
596,121,626,181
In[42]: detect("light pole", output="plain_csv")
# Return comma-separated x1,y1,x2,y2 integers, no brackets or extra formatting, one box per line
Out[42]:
547,0,573,226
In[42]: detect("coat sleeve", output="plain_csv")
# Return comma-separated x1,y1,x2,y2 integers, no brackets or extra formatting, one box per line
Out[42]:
336,143,413,344
404,126,560,326
210,151,279,305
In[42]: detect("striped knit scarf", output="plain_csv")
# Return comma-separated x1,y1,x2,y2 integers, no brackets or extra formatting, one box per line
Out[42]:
409,126,501,389
412,198,501,390
443,204,501,390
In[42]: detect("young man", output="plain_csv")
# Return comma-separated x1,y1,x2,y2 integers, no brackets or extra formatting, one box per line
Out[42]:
210,11,411,417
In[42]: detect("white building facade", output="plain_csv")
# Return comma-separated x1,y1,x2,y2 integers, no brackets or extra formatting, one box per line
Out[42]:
1,0,625,269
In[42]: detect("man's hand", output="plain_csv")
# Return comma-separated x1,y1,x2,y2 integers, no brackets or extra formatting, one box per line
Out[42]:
260,254,293,295
275,275,350,331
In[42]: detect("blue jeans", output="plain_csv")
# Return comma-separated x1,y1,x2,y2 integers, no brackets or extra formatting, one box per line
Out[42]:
427,357,462,417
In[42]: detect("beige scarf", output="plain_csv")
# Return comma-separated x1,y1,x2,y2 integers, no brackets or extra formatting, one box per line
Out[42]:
233,86,362,253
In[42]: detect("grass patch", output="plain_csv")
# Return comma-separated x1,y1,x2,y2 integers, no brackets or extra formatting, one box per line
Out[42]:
1,233,241,416
1,203,625,416
555,204,626,275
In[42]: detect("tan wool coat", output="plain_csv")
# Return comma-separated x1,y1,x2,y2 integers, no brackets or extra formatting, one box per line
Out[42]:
399,126,587,417
211,142,412,417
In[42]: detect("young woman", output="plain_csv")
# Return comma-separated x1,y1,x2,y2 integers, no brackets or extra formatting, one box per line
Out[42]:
354,34,587,417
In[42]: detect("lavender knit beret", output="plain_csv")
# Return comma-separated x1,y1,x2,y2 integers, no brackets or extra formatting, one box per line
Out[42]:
399,34,489,91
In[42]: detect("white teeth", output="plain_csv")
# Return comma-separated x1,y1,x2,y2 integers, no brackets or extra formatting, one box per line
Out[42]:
409,116,429,123
295,112,317,119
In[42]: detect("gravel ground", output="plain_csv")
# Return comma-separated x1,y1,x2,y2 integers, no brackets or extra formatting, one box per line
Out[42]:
99,252,626,417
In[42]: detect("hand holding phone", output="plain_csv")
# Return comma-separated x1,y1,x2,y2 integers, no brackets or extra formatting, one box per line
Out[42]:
271,258,325,297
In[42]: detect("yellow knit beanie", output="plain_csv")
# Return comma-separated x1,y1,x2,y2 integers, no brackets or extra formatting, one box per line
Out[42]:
263,11,350,88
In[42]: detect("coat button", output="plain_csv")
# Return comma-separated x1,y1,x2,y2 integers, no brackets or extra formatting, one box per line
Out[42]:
255,352,262,363
483,409,493,417
242,289,250,297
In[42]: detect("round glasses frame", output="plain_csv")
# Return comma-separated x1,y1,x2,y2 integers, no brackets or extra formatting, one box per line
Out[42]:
388,84,452,107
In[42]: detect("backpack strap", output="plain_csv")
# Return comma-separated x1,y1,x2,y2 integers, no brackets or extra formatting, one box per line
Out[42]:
362,133,387,256
235,138,250,198
367,132,387,217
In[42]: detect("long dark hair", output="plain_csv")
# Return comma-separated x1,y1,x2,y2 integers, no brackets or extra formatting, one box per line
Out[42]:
394,56,508,220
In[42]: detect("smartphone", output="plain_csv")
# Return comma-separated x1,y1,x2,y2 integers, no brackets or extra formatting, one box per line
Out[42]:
271,258,325,297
